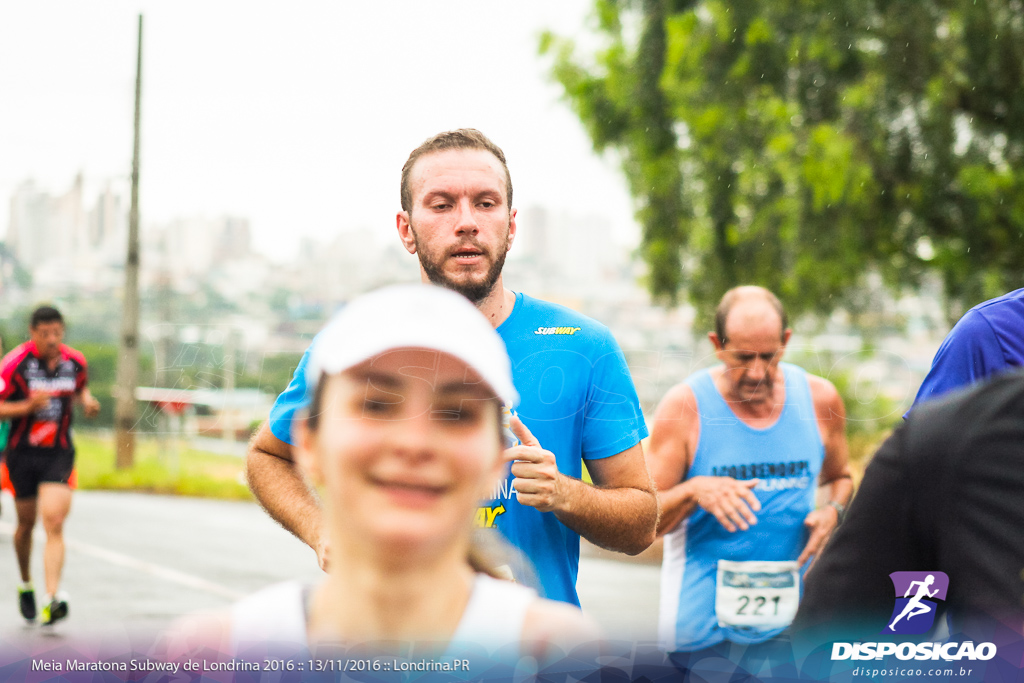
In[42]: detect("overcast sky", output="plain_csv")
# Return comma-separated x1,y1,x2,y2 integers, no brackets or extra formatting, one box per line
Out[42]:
0,1,638,261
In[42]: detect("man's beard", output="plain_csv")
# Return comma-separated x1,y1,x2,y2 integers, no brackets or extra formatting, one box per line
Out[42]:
411,225,509,305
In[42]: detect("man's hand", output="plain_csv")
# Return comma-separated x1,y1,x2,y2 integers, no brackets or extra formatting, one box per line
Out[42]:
315,536,330,572
687,476,761,532
796,504,840,566
82,394,101,418
507,416,565,513
27,390,52,413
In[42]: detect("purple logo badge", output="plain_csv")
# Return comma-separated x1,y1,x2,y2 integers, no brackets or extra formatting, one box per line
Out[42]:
883,571,949,635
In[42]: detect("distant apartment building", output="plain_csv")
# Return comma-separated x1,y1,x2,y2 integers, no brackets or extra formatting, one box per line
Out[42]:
7,175,127,291
6,174,272,301
511,205,624,293
143,214,262,295
279,232,419,310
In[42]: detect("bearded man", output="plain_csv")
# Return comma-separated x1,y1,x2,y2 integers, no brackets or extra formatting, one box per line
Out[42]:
245,129,657,606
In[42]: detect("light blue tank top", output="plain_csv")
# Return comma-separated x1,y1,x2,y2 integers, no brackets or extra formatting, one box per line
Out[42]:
658,363,825,651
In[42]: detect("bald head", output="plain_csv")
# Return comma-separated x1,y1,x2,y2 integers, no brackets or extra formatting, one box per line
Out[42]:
714,286,788,345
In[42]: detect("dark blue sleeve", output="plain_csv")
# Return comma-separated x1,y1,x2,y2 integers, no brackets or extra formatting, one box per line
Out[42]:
907,309,1004,415
268,342,314,445
581,328,649,460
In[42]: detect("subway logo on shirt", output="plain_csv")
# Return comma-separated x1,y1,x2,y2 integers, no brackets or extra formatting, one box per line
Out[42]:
533,326,582,336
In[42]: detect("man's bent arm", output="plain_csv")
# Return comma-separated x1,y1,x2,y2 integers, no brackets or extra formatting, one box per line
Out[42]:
0,401,34,419
560,443,658,555
796,376,854,565
646,383,761,535
646,383,697,535
0,392,50,419
76,387,101,417
815,376,854,509
653,483,698,535
246,421,327,568
507,417,656,555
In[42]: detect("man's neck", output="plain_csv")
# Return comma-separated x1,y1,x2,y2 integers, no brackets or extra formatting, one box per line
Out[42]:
711,366,787,426
31,342,60,371
418,274,516,330
475,277,516,330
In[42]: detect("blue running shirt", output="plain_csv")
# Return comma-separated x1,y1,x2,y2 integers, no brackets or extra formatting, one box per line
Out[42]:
268,292,648,606
908,287,1024,416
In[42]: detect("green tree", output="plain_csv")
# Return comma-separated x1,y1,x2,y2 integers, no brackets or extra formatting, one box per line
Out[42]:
75,342,153,429
75,342,118,428
237,352,304,397
542,0,1024,321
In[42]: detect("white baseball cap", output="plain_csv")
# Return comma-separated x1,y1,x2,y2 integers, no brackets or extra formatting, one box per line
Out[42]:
306,284,518,406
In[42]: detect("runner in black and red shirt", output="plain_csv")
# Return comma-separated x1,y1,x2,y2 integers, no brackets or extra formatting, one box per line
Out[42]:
0,306,100,626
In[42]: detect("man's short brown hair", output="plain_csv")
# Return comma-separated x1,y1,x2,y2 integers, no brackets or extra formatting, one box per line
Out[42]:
400,129,512,214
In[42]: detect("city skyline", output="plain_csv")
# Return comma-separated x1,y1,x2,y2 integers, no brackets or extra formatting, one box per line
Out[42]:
0,2,640,263
3,171,628,300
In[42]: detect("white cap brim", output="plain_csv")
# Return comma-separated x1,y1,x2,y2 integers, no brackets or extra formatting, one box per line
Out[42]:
306,284,518,406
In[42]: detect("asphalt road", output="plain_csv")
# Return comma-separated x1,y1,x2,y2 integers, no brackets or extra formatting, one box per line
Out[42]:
0,490,661,649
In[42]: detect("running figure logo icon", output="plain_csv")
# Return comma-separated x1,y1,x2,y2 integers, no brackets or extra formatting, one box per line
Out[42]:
883,571,949,635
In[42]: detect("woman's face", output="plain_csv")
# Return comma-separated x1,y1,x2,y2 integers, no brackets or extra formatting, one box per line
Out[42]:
298,348,504,551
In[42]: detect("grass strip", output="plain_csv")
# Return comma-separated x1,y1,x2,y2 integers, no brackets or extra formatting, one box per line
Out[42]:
73,432,252,500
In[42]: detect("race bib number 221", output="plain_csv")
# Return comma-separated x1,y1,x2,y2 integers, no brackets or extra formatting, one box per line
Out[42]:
715,559,800,630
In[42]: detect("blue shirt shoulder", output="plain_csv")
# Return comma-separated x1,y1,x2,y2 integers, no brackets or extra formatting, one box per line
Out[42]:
909,288,1024,414
497,293,647,460
486,292,647,605
268,336,317,444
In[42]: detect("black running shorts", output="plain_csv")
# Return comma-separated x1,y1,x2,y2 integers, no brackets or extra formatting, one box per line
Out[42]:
2,448,76,499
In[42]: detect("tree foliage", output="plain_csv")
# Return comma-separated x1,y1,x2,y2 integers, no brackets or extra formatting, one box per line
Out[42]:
541,0,1024,320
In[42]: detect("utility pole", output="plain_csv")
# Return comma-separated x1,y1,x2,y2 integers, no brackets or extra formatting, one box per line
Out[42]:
114,14,143,469
222,329,236,450
155,231,174,465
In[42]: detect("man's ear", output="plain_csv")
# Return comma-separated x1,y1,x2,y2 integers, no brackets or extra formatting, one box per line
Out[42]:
396,212,417,255
293,416,323,487
708,331,725,351
506,208,517,252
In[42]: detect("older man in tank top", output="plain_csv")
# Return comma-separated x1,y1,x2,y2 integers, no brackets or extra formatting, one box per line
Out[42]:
647,286,852,658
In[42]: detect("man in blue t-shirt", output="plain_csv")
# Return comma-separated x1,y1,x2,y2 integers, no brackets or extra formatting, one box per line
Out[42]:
246,129,657,606
907,287,1024,415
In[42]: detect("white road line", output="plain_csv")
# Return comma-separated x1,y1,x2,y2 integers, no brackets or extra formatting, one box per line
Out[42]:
0,521,244,601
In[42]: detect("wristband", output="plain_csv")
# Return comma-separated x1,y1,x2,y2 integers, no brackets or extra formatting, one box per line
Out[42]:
828,500,846,524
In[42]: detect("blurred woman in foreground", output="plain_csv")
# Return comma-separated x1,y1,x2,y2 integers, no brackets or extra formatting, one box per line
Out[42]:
166,284,599,660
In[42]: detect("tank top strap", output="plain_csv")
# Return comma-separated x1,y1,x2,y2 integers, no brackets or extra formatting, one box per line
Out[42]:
778,362,818,425
230,580,309,652
230,576,538,657
449,574,536,652
685,368,737,424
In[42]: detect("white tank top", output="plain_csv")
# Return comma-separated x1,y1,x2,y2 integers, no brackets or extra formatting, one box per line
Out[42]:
230,573,536,654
